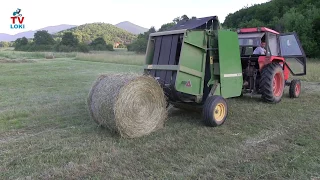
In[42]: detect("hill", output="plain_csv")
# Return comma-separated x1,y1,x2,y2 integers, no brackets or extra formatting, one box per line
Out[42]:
115,21,148,34
223,0,320,57
0,33,15,41
0,24,76,42
38,24,77,34
53,23,137,45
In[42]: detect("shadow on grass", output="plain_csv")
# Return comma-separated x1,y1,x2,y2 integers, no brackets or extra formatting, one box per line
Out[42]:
165,95,266,128
166,107,203,127
231,94,264,103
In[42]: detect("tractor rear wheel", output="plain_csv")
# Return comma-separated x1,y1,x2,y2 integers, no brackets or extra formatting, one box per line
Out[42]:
289,79,301,98
203,95,228,127
259,63,285,103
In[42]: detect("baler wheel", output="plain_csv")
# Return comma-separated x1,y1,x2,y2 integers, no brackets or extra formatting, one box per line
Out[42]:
203,95,228,127
259,63,285,103
289,79,301,98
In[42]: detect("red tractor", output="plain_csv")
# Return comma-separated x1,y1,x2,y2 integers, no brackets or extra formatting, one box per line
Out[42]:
237,27,306,103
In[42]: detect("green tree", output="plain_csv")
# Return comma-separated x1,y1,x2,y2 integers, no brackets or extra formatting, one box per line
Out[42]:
106,44,114,51
181,15,189,21
0,41,10,48
173,15,189,23
149,26,156,33
281,6,320,57
159,15,196,32
127,27,156,53
89,37,114,51
60,32,79,47
77,43,90,53
239,19,265,28
20,37,28,46
313,16,320,53
222,0,320,57
90,37,106,47
158,22,175,32
127,14,196,53
15,37,28,46
33,30,55,45
13,37,28,50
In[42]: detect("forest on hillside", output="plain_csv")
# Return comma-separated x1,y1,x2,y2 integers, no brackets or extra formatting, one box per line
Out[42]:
223,0,320,57
128,0,320,58
54,23,136,45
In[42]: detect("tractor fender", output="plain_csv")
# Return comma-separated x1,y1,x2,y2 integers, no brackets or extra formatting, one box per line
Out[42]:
258,56,289,80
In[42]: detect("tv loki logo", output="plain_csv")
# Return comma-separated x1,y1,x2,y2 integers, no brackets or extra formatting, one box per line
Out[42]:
10,8,25,29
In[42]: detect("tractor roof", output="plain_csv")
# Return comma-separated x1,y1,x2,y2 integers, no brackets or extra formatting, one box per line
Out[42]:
168,16,219,31
238,27,280,34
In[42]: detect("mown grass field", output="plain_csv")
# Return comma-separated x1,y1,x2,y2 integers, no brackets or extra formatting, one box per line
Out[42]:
1,50,320,179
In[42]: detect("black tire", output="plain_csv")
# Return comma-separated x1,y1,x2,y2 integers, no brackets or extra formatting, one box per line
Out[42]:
289,79,301,98
259,63,285,103
202,95,228,127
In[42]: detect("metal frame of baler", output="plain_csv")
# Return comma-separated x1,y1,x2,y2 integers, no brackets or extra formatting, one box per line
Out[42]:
143,18,245,111
144,29,203,104
143,27,221,107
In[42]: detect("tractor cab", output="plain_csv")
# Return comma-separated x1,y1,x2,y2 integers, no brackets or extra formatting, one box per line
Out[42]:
237,27,307,76
238,27,276,57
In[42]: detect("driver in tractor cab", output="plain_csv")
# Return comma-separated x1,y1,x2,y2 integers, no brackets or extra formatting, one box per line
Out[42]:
253,41,267,55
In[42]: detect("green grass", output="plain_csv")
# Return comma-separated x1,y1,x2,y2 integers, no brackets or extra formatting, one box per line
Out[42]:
74,51,145,66
0,50,77,59
0,51,320,179
299,58,320,82
0,49,144,66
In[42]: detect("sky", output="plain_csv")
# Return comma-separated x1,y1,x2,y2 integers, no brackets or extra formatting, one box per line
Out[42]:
0,0,269,35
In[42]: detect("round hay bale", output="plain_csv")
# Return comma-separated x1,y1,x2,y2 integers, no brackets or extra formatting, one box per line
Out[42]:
87,73,167,138
45,53,55,59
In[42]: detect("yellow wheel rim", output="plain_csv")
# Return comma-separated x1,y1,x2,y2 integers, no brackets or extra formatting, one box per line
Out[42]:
213,103,226,121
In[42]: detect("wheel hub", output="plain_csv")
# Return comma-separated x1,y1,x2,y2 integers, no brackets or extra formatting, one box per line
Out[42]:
214,103,225,121
295,83,301,95
273,72,283,97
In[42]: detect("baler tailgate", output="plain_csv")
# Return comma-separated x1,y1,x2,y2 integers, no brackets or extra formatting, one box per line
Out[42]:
175,30,207,96
218,30,243,98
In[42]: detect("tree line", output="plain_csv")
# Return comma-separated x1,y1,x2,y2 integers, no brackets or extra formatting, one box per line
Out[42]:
6,23,137,53
127,15,192,53
223,0,320,57
0,41,13,48
128,1,320,58
13,30,114,53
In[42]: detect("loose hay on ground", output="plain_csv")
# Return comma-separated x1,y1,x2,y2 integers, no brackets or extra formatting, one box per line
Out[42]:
87,73,168,138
